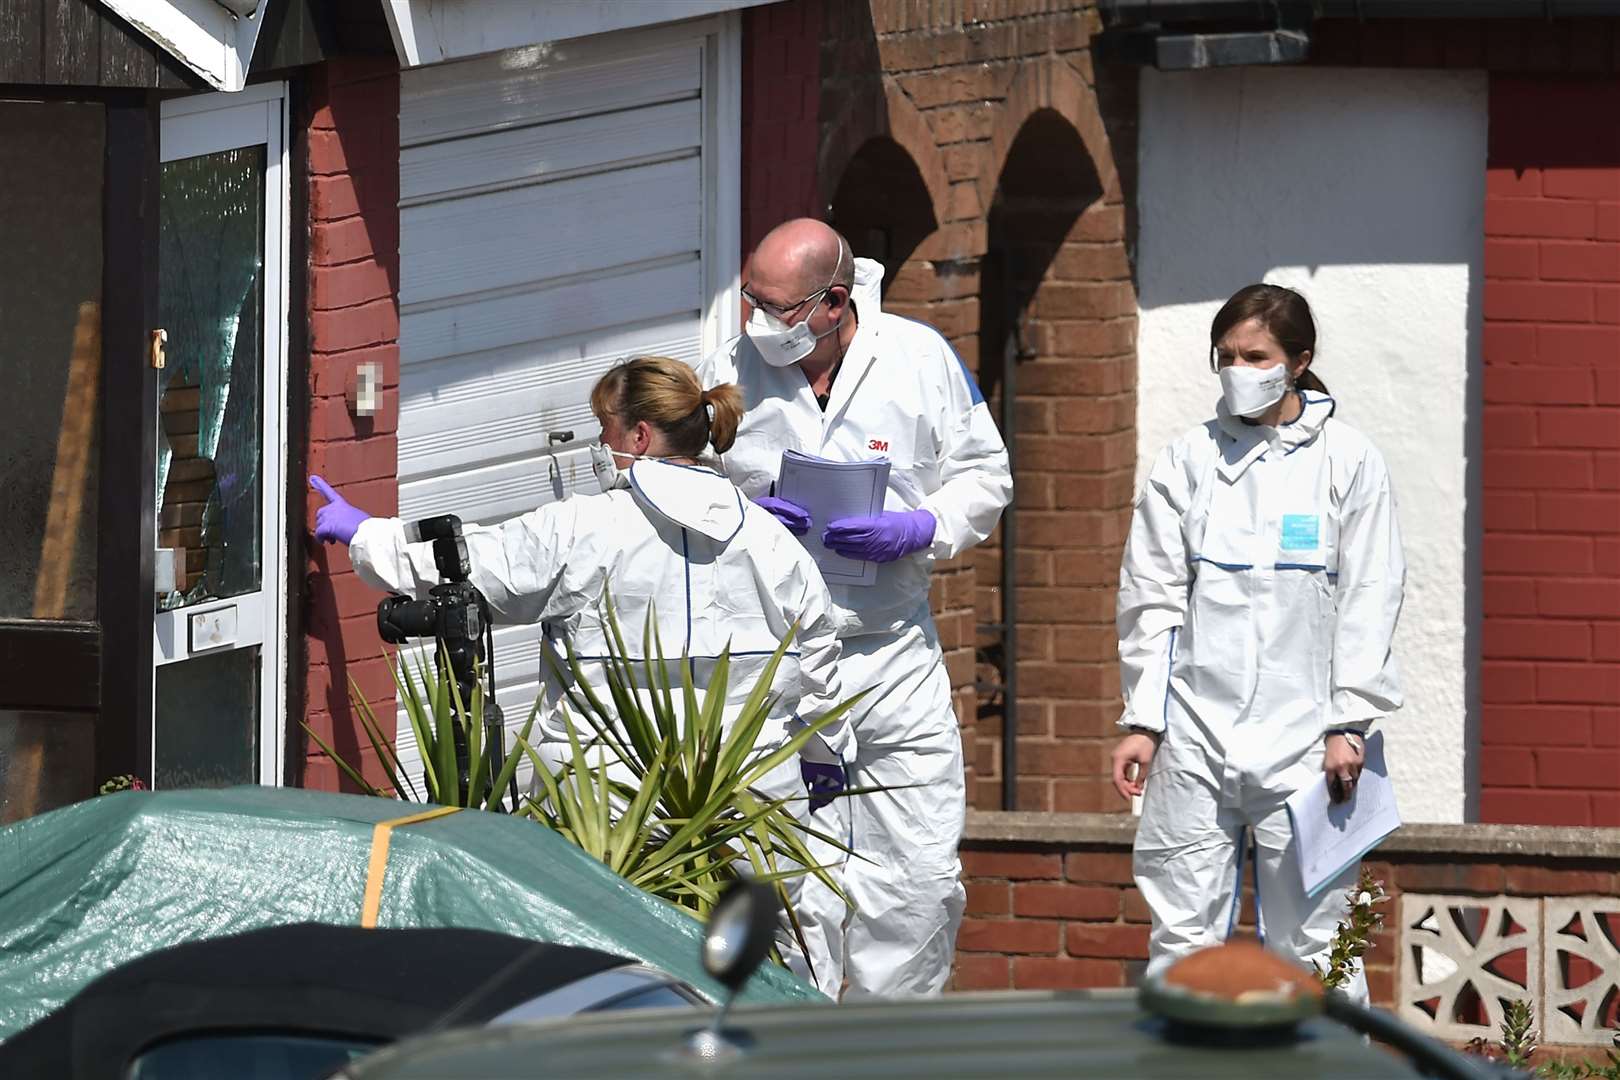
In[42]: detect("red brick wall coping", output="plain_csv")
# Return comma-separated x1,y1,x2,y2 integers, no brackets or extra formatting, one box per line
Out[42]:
964,810,1620,858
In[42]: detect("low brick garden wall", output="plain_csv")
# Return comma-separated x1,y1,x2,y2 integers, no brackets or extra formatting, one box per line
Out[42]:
954,811,1620,1055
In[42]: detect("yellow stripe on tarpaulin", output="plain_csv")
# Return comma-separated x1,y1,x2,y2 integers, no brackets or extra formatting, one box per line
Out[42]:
360,805,463,928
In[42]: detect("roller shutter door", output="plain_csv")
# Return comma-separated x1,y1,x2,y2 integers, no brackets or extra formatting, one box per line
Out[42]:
394,21,736,786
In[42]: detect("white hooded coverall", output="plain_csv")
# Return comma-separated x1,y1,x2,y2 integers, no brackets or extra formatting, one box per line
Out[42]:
694,259,1013,997
348,460,852,996
1119,392,1404,1001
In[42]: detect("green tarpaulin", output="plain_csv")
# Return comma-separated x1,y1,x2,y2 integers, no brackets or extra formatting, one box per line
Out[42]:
0,787,818,1041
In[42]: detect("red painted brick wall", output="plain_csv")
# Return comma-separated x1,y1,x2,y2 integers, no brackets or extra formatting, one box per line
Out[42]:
299,57,402,791
1480,76,1620,827
740,0,824,259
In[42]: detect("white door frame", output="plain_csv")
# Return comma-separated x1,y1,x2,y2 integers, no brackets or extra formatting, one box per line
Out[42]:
701,12,743,355
155,81,291,786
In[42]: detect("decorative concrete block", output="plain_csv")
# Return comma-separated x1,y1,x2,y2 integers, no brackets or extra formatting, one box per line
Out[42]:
1399,893,1541,1041
1543,897,1620,1047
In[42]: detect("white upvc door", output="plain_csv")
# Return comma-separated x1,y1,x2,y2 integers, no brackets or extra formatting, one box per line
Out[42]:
151,82,290,788
394,16,742,791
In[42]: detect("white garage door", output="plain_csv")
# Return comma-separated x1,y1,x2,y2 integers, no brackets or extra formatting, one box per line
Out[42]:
394,18,740,790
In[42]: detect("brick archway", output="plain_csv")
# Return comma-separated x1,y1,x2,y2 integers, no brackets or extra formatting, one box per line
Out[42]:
820,75,952,234
975,58,1137,814
981,56,1120,219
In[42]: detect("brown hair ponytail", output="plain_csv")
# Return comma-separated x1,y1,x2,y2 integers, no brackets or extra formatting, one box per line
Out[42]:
700,383,744,454
590,356,744,457
1295,368,1329,394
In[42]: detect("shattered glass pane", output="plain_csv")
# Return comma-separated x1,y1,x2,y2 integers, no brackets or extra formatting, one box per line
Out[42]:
156,147,265,613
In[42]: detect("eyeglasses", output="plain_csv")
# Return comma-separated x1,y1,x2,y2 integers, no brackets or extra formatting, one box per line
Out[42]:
740,282,829,322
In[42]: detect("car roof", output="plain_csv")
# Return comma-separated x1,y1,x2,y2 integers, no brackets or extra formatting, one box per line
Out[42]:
346,989,1443,1079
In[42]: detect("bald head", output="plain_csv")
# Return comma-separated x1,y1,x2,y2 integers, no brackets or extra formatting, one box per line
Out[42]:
751,218,854,298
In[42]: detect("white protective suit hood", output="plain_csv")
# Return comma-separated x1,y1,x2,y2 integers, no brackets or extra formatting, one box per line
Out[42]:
626,459,744,543
1211,391,1335,482
850,256,884,314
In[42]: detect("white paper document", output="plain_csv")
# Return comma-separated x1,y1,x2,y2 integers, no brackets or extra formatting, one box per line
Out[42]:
775,449,891,586
1285,731,1401,899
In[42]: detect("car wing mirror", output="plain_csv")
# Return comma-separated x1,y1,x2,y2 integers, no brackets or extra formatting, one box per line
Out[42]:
674,879,777,1065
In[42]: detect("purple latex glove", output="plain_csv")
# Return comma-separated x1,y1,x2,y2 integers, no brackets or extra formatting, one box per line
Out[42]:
310,475,371,546
822,508,936,563
755,494,812,536
801,760,846,814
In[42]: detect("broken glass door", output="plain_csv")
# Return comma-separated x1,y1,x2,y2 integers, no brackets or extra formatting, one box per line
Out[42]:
152,88,287,790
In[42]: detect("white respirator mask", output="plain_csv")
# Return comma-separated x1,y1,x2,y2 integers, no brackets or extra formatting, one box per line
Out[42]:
1219,364,1291,419
743,247,849,368
744,292,842,368
589,442,642,492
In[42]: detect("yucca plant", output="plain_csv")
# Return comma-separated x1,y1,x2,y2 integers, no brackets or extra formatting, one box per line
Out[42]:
301,644,533,813
521,594,867,955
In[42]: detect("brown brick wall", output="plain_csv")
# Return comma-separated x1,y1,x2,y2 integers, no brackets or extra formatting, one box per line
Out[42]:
745,0,1139,812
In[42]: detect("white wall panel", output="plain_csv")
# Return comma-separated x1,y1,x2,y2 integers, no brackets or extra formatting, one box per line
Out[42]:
399,40,701,147
399,318,705,484
400,158,702,306
401,99,701,205
400,259,696,364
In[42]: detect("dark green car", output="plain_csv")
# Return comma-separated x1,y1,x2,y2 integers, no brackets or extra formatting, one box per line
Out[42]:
341,989,1517,1080
343,883,1519,1080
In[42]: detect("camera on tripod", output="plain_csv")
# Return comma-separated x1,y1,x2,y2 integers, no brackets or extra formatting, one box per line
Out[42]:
376,514,513,808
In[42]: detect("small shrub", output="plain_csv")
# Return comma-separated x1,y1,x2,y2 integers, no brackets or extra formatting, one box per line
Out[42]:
1315,867,1390,991
1461,997,1620,1078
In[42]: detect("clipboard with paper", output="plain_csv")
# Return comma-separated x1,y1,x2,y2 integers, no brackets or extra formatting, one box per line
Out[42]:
775,449,891,586
1284,731,1402,898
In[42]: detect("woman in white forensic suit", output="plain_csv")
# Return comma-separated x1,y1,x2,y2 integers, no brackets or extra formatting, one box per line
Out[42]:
311,356,851,996
1110,285,1406,1003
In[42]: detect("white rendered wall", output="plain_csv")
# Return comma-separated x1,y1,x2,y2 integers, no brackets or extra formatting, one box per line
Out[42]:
1136,65,1486,822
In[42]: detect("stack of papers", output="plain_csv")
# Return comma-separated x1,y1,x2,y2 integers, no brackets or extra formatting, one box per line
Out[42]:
1284,731,1401,898
776,449,890,586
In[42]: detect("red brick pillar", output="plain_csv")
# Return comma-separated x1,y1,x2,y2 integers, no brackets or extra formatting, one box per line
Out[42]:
300,57,402,791
1012,214,1137,813
1480,75,1620,826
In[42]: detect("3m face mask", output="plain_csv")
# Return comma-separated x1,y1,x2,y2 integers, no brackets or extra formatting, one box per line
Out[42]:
1219,364,1291,419
744,291,843,368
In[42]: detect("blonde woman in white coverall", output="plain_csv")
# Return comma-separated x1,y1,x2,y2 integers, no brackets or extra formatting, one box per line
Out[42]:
694,219,1012,997
310,356,853,997
1111,284,1405,1002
